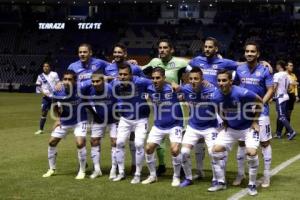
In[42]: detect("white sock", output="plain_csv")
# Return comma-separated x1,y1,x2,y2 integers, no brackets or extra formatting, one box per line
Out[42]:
194,142,205,172
77,147,87,172
172,154,182,179
181,147,192,180
145,153,156,177
210,160,217,181
212,151,227,183
91,145,100,172
48,146,57,170
115,146,125,175
247,155,259,185
208,152,217,181
236,146,246,176
129,140,136,166
135,145,145,176
262,145,272,177
111,147,117,171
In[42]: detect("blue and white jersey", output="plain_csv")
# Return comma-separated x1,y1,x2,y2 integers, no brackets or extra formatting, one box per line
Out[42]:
180,84,218,130
235,63,273,116
213,86,258,130
273,71,290,104
188,56,238,86
105,62,145,78
111,76,152,120
36,71,60,97
81,82,117,124
147,83,183,130
53,87,87,126
68,57,109,82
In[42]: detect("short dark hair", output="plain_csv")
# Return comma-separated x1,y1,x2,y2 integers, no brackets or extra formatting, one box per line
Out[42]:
158,38,174,49
276,60,286,70
42,62,51,67
63,70,77,81
244,40,260,52
92,70,104,75
152,67,165,76
92,70,104,79
217,69,232,80
79,43,92,52
205,37,219,48
118,62,132,74
189,67,203,76
113,43,127,52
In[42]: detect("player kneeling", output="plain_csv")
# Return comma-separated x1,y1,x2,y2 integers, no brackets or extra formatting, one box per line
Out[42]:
209,70,263,196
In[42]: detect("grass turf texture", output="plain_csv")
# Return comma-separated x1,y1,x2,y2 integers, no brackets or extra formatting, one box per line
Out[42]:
0,92,299,200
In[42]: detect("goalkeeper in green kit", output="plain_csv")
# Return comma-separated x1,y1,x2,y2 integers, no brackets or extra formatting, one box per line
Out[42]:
142,39,192,176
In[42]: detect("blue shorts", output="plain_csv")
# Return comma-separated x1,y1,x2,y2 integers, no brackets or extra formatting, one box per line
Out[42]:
41,96,52,112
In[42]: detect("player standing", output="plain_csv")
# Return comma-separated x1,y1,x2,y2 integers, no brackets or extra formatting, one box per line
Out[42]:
286,61,299,135
111,63,152,184
141,67,183,186
187,37,239,179
68,43,109,83
80,71,118,179
105,43,146,174
42,71,88,179
142,39,188,176
274,60,296,140
105,43,145,78
233,41,274,187
35,62,60,135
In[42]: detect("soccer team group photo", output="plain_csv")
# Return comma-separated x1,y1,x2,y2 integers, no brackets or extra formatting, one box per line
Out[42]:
0,1,300,200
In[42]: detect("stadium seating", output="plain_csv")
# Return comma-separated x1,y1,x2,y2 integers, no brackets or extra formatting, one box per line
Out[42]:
0,3,299,88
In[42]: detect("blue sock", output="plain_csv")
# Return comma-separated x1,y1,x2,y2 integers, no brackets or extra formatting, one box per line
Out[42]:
40,117,46,130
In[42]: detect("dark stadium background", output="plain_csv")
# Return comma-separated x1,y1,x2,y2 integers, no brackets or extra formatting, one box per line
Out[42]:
0,0,299,93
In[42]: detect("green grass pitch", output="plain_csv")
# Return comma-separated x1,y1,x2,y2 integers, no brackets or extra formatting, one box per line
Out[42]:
0,92,299,200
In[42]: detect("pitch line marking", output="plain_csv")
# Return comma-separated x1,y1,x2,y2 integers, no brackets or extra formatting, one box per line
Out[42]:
227,153,300,200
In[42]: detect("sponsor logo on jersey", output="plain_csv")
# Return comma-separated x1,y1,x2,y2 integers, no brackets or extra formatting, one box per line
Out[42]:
212,64,218,69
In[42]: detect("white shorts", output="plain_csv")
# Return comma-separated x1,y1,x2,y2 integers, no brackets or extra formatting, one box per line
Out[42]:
182,125,218,152
147,126,183,145
117,117,148,140
258,116,272,142
51,121,88,138
215,127,260,151
238,116,271,142
91,122,118,138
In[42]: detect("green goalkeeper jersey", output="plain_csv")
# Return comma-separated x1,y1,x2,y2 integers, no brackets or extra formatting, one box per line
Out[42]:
143,57,189,84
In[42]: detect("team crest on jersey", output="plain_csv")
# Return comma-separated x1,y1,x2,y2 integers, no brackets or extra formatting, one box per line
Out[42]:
164,93,172,99
212,64,218,69
152,93,161,100
255,71,261,77
232,100,238,106
91,65,97,71
189,93,197,100
169,62,176,68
